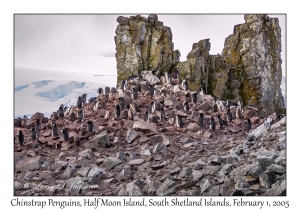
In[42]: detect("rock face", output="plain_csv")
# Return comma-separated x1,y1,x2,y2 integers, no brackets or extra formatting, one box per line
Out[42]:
176,14,284,116
115,14,180,83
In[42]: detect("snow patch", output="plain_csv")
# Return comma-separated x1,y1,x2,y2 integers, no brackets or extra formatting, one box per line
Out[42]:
35,81,85,102
14,85,29,92
33,80,53,88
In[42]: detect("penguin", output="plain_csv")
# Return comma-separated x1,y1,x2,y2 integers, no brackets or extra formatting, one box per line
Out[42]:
88,97,96,104
119,97,125,109
31,128,37,141
93,99,99,111
236,106,242,119
87,120,95,132
246,118,252,132
121,80,127,92
150,101,156,113
75,136,81,146
104,109,110,120
209,117,216,131
127,74,138,81
70,112,76,121
21,115,28,127
111,87,117,93
199,86,206,96
276,114,284,122
114,104,121,119
77,96,83,109
173,68,179,79
52,123,59,137
77,109,84,123
128,108,134,120
175,115,183,128
98,87,103,95
58,106,64,118
182,79,189,91
198,113,204,128
149,85,156,97
69,105,74,114
105,93,109,102
155,102,161,112
135,83,141,92
18,130,24,146
159,107,165,120
130,102,140,112
213,103,218,113
144,111,149,122
225,108,233,122
63,106,69,117
152,115,159,125
217,114,223,129
105,87,110,95
81,93,87,103
132,87,138,100
183,101,189,112
62,129,69,142
35,119,41,134
80,124,87,136
191,92,197,104
160,88,166,97
165,72,172,84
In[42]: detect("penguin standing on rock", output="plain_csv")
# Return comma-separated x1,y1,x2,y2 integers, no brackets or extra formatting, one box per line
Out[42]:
183,101,189,112
198,113,204,128
173,68,179,79
105,87,110,94
58,105,64,118
128,107,134,120
35,119,41,134
226,108,233,122
176,115,183,128
31,128,37,141
144,111,149,122
81,93,87,103
52,123,59,137
149,85,156,97
199,86,206,96
114,104,121,119
130,102,140,112
159,107,165,120
217,115,223,129
62,129,69,142
121,80,127,92
209,117,216,131
64,106,69,117
132,87,138,100
182,80,189,91
150,101,156,113
18,130,24,147
165,72,172,84
111,87,117,93
191,92,198,104
246,118,252,132
77,96,83,109
135,83,141,92
87,120,95,132
77,109,84,123
236,106,242,119
152,115,159,126
21,115,28,127
93,99,99,112
119,97,125,109
70,112,76,121
98,87,103,95
160,88,166,97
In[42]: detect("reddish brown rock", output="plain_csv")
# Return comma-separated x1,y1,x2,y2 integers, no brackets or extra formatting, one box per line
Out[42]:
187,123,201,132
251,116,260,124
232,119,243,126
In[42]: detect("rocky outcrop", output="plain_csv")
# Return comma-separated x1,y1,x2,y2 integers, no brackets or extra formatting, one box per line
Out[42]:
115,14,180,83
176,14,284,116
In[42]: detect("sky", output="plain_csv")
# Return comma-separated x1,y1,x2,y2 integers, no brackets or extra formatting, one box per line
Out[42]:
14,14,286,76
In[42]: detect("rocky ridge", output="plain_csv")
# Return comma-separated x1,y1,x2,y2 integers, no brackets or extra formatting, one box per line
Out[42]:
115,14,285,117
14,72,286,196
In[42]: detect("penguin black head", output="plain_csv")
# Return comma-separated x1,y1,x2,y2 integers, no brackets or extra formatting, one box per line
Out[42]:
32,128,35,132
62,129,67,134
200,113,204,117
36,119,40,123
19,130,23,135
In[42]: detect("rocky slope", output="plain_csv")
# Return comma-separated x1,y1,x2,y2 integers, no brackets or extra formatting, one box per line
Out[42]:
115,14,285,117
14,72,286,196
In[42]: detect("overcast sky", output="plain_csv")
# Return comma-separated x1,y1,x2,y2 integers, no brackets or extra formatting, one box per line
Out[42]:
14,14,286,75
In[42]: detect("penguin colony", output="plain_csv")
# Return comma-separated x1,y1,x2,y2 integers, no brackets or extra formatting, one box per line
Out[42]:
14,68,282,150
